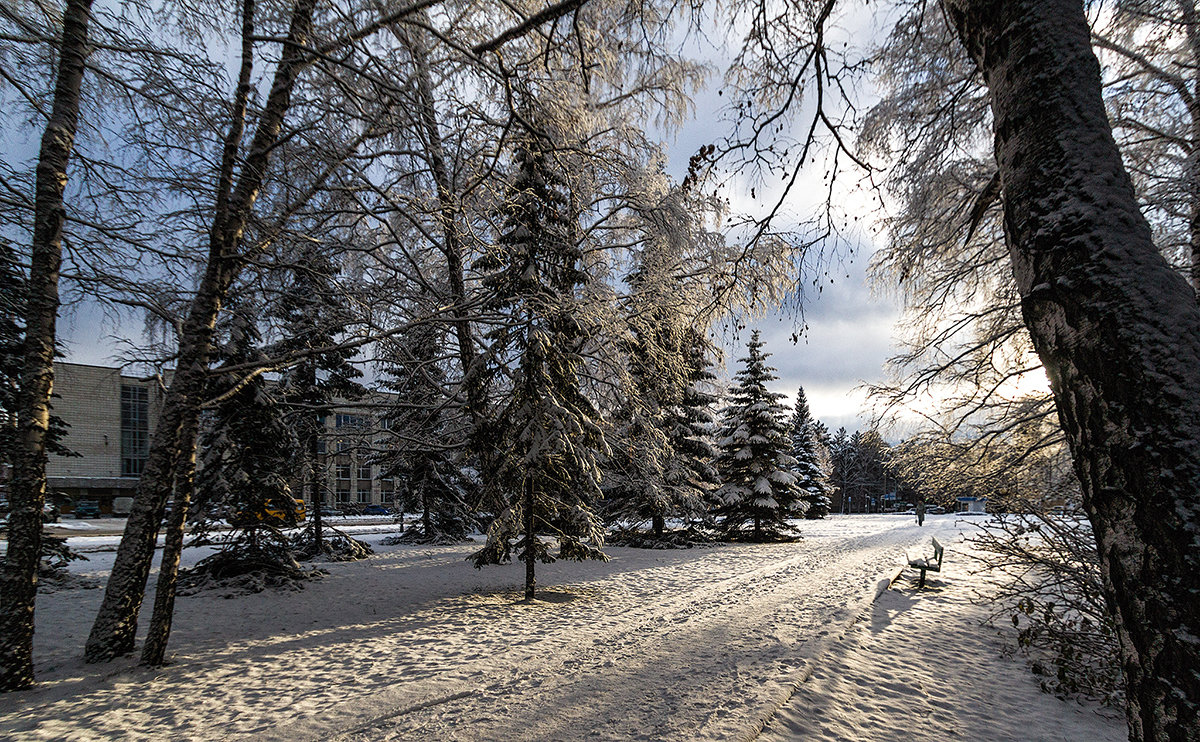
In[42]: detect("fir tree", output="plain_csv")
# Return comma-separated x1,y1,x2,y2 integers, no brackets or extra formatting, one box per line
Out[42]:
0,238,75,466
788,386,830,519
269,248,365,557
377,321,472,543
661,328,720,526
469,118,608,599
194,306,298,541
713,331,804,541
603,315,716,540
829,426,852,514
0,239,80,576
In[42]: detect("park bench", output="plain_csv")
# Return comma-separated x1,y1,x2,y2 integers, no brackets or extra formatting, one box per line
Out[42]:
906,536,944,589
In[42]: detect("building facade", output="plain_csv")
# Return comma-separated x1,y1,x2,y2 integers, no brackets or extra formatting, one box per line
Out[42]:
311,403,397,510
36,362,398,514
43,362,170,513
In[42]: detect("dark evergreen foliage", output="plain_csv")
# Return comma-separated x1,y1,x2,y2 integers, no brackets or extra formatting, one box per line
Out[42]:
0,238,76,465
269,248,366,558
603,320,718,540
789,386,830,519
193,306,299,536
377,321,472,543
712,331,803,541
468,119,608,598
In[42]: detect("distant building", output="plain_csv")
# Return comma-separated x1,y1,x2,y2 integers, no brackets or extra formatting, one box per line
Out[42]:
311,401,397,509
34,362,398,514
956,496,988,514
43,362,171,512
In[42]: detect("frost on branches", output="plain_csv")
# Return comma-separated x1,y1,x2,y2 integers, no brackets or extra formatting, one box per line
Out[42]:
789,386,830,519
377,320,472,544
713,331,803,542
603,206,721,544
468,113,608,600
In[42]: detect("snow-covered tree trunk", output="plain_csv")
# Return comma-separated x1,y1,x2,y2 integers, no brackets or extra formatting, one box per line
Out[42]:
0,0,94,692
140,407,199,666
943,1,1200,738
85,0,318,663
405,27,493,478
84,262,235,663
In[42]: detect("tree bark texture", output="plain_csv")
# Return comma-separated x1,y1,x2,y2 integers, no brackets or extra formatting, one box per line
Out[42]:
139,406,199,666
404,26,492,473
0,0,94,692
524,477,536,601
84,0,318,664
943,1,1200,739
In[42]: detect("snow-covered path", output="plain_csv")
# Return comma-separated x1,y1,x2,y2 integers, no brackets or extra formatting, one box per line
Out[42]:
5,516,963,741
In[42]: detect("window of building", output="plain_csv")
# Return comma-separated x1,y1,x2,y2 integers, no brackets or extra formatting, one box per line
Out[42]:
380,490,394,504
357,464,371,481
356,486,371,503
335,463,351,480
336,489,351,503
120,385,149,477
316,439,327,455
336,414,365,429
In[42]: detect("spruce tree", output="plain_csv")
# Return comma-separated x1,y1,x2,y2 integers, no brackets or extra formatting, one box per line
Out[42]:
661,328,720,527
0,238,75,466
194,307,298,540
377,321,471,543
829,426,852,514
789,386,830,519
713,331,804,541
603,319,716,541
469,118,608,599
269,248,365,557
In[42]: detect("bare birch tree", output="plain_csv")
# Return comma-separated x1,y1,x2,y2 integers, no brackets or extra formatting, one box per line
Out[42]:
715,0,1200,736
0,0,94,693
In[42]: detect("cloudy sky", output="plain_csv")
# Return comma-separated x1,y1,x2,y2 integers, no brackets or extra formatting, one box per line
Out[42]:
656,37,902,435
53,10,902,437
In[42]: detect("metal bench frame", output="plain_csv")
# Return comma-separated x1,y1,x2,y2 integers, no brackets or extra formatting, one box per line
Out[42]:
907,536,944,589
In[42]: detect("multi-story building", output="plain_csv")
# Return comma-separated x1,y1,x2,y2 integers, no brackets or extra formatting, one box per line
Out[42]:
311,402,397,510
42,362,171,513
30,362,399,514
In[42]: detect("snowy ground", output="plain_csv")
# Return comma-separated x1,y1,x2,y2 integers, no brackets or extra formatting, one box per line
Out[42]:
0,515,1123,741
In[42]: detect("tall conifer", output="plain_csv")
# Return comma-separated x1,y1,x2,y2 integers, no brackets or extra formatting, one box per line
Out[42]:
789,386,831,519
713,331,804,541
469,115,608,599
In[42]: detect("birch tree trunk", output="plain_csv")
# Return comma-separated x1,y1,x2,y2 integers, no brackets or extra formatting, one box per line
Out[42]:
404,26,489,438
84,0,318,664
139,405,199,666
942,1,1200,738
0,0,94,692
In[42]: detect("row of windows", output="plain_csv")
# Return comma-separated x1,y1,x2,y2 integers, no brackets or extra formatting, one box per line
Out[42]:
332,413,394,431
332,488,394,504
333,463,393,482
120,385,149,477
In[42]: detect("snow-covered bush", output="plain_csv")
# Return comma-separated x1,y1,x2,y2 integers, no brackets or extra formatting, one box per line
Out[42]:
972,505,1122,706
